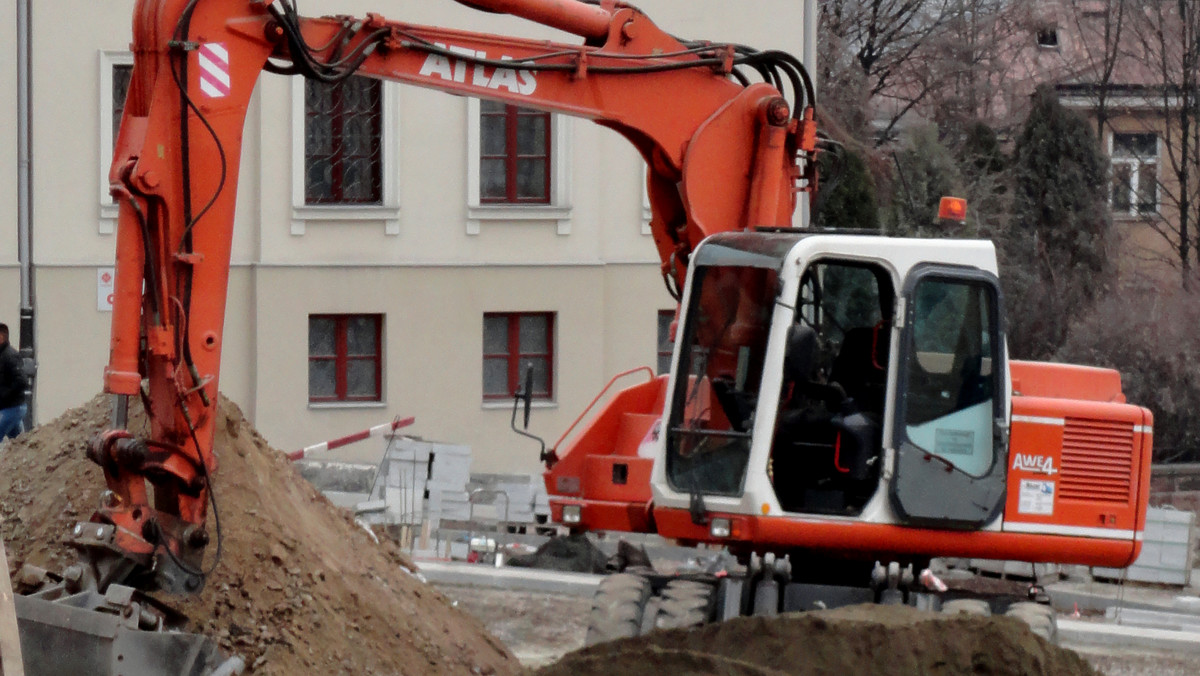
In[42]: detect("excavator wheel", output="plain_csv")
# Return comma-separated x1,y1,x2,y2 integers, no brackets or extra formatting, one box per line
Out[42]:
941,598,992,616
751,578,781,616
639,595,663,635
654,580,715,631
1004,601,1058,643
584,573,652,646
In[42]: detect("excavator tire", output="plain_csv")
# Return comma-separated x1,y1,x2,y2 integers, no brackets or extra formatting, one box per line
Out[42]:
941,598,992,616
1004,601,1058,643
584,573,652,646
654,580,714,631
639,596,663,635
751,578,781,616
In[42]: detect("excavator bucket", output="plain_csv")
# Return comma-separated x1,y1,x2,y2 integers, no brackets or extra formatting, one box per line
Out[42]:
11,565,242,676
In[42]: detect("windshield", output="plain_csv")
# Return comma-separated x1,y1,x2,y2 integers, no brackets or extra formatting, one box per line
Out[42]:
665,264,780,496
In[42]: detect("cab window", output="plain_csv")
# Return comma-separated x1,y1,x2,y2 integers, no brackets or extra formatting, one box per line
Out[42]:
903,278,996,476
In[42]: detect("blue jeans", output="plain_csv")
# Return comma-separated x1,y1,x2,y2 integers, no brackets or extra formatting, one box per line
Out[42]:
0,404,26,439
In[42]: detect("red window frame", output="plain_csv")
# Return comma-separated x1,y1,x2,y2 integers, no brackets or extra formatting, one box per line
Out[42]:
304,76,383,205
480,102,552,204
308,314,383,403
482,312,554,400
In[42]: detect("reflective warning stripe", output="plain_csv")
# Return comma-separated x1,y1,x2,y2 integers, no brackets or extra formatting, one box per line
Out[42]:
1003,521,1140,540
198,43,231,98
1011,415,1065,426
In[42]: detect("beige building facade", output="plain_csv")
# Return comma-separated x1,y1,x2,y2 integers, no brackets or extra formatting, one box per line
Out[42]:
9,1,808,474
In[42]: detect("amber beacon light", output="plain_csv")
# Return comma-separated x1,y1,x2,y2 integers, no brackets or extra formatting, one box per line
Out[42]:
938,196,968,221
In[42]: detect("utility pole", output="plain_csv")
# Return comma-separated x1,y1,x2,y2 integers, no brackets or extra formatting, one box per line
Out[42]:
17,0,37,428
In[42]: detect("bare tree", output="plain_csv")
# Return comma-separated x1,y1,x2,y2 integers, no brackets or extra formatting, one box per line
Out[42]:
1119,1,1200,288
1062,0,1129,143
820,0,956,143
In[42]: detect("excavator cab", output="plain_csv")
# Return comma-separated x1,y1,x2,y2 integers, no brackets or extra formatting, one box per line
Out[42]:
653,232,1014,546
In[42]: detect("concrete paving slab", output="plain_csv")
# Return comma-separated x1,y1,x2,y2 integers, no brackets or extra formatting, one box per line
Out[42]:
416,560,603,597
1104,607,1200,632
1046,568,1200,615
1059,618,1200,653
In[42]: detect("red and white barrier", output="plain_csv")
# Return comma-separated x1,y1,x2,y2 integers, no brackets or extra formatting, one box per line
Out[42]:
288,416,415,461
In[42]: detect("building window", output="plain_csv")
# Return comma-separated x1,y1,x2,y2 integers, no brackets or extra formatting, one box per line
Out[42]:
466,98,572,234
1036,27,1059,49
1111,133,1158,215
305,76,383,205
111,64,133,153
480,101,551,204
99,53,136,232
657,310,675,375
483,312,554,400
308,314,383,403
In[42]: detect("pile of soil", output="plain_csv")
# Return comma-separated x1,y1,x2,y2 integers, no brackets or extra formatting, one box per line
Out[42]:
0,394,520,676
537,604,1099,676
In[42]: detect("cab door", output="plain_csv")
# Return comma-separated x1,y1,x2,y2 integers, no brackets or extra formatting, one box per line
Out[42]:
889,264,1008,529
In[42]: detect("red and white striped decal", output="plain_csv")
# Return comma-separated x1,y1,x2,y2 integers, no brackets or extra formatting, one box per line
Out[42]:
198,43,231,98
288,416,416,461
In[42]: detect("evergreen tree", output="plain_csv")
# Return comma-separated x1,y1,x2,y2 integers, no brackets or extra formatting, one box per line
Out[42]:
1003,86,1113,358
888,125,964,236
815,147,879,230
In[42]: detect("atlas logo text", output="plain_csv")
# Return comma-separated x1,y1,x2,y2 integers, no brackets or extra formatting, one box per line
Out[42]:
418,44,537,95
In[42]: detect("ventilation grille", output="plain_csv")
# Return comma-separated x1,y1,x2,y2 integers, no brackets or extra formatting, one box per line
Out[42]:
1059,417,1134,504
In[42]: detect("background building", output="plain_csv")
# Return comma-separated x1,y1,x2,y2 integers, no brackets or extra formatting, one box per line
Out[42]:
6,0,807,473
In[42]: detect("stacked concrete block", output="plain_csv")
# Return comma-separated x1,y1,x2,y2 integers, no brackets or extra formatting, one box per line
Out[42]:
357,436,472,529
468,474,537,525
1094,506,1197,586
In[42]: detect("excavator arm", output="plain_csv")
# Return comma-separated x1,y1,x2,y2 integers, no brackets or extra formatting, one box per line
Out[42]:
91,0,815,594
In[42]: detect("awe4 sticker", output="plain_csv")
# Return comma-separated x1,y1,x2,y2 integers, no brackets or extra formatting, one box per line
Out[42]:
1011,453,1057,475
1018,479,1055,515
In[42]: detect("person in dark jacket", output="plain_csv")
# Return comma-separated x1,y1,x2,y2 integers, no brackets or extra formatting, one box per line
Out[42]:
0,323,29,439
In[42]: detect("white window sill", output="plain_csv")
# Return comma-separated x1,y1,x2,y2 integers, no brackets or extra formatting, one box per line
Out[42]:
467,205,572,236
1110,210,1159,222
481,399,557,411
308,401,388,410
291,204,401,236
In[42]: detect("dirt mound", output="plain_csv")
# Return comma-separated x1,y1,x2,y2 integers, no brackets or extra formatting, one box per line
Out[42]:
537,604,1099,676
0,394,520,676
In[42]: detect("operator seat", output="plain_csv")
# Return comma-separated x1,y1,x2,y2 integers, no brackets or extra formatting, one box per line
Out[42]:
829,324,889,416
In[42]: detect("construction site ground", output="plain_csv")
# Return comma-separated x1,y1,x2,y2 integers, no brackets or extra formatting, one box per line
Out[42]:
426,556,1200,675
436,580,1200,675
3,393,1199,676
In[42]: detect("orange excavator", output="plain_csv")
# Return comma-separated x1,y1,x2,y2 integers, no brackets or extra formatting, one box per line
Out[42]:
92,0,813,601
11,0,1152,672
